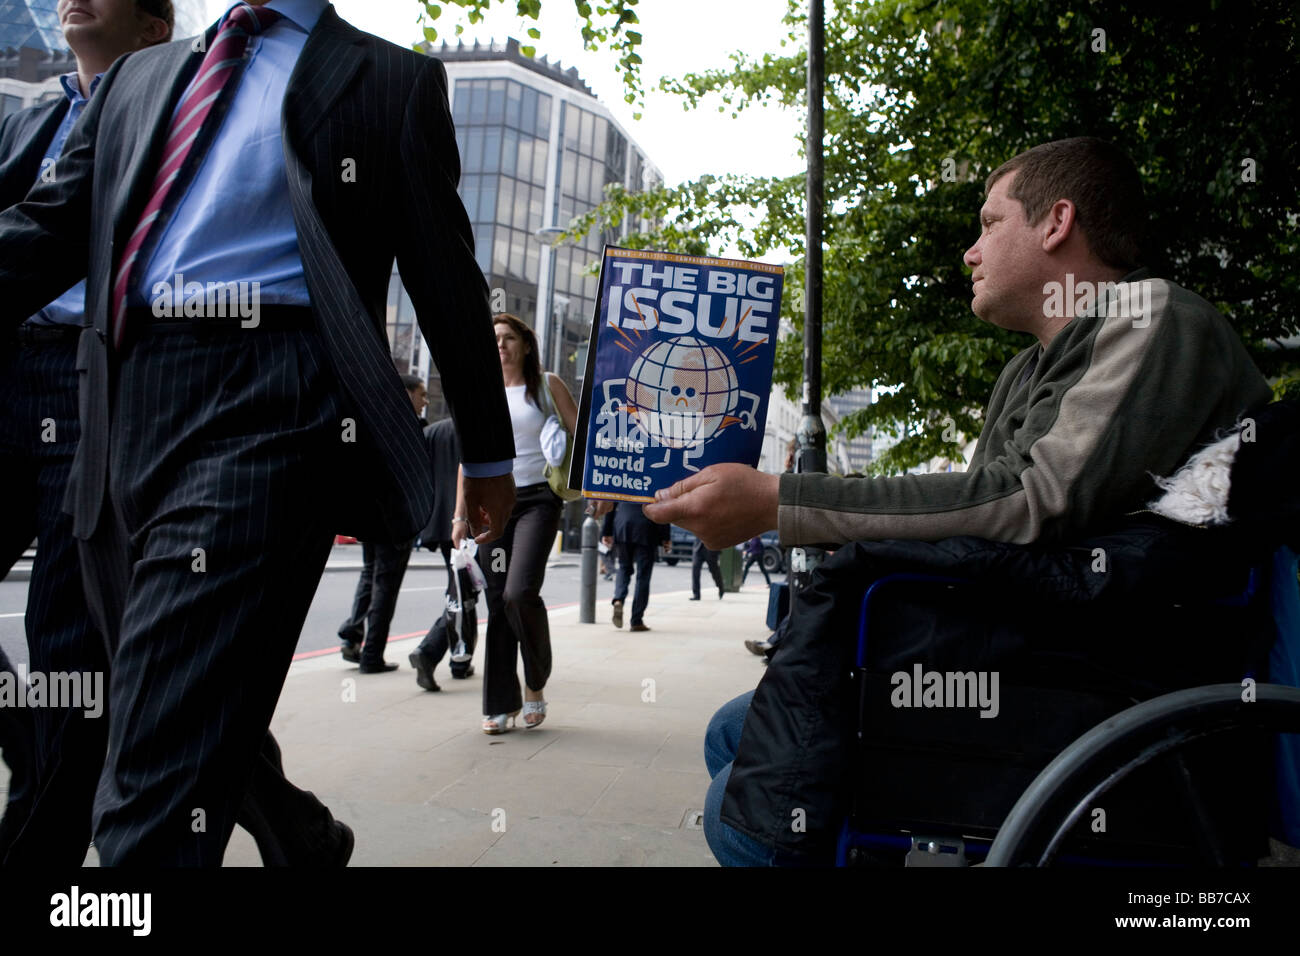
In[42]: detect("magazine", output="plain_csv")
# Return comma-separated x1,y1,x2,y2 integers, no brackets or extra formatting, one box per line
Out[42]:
568,246,785,503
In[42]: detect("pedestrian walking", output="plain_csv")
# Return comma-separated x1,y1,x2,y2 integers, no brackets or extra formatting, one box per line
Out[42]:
409,415,481,691
338,375,430,672
690,535,724,601
602,502,671,631
740,536,772,587
459,314,578,734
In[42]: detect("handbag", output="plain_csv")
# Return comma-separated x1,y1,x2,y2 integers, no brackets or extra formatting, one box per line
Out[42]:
539,374,582,501
766,580,790,632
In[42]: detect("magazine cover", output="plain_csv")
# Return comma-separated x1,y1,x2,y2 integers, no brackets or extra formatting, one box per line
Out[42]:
568,246,785,503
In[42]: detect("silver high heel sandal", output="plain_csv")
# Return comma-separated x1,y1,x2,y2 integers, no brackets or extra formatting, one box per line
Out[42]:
482,710,520,735
522,698,547,729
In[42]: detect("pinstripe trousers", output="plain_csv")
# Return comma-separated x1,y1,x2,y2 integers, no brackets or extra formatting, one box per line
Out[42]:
0,340,108,865
0,644,35,859
83,326,342,865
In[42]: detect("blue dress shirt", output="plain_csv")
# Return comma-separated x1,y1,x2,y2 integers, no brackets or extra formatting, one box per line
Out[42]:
132,0,324,309
26,72,99,327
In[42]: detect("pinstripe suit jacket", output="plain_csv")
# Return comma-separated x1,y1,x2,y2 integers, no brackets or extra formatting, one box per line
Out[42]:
0,5,514,544
0,98,69,212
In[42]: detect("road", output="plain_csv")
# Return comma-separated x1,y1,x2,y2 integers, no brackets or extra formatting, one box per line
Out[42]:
0,549,743,669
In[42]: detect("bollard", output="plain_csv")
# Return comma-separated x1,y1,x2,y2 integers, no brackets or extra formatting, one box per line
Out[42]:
580,511,600,623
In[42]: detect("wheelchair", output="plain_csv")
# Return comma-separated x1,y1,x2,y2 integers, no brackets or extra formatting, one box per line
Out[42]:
836,547,1300,867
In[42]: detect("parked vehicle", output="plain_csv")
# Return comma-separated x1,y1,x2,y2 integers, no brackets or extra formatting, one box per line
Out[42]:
758,530,787,574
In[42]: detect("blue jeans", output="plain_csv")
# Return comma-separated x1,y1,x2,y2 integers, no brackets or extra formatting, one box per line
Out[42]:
703,691,780,866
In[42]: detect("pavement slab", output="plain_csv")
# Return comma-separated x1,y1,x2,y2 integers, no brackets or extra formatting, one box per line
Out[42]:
256,588,770,865
0,585,771,866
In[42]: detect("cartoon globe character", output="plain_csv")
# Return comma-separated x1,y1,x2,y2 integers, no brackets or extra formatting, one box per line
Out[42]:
626,335,741,449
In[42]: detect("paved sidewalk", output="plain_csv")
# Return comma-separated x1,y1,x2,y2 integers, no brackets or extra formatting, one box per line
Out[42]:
214,585,769,866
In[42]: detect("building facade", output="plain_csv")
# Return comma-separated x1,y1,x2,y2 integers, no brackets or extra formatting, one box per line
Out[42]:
759,386,853,478
389,38,662,420
825,389,874,474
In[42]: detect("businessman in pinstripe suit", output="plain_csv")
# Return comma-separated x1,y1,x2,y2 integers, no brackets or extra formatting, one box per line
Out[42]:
0,0,516,865
0,0,172,866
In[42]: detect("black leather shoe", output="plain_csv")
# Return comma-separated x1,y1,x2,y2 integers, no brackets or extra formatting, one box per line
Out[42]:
340,640,360,663
689,594,701,600
240,789,355,868
358,660,399,674
744,638,772,657
325,820,355,867
451,665,475,679
409,651,440,691
718,587,725,599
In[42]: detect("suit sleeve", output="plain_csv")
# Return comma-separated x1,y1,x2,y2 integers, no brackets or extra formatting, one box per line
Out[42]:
602,511,613,537
394,56,515,468
0,60,122,326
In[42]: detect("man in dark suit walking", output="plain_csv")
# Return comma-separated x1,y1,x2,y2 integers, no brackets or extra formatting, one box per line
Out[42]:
602,502,671,632
0,0,171,867
690,536,724,602
338,373,430,673
0,0,516,865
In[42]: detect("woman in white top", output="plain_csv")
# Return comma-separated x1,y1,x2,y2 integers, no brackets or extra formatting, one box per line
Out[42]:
452,313,577,733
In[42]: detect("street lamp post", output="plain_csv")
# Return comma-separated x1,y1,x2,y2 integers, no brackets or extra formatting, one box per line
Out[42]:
792,0,827,600
534,225,567,373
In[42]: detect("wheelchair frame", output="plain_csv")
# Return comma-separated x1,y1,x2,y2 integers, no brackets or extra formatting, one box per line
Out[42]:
837,561,1300,868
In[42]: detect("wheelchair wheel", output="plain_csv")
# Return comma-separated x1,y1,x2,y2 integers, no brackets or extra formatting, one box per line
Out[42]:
984,683,1300,866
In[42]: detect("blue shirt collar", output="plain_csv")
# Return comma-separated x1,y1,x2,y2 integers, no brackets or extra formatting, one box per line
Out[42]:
218,0,328,33
58,71,101,104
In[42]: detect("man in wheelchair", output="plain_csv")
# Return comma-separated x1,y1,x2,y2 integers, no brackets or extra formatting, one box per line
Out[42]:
645,137,1297,866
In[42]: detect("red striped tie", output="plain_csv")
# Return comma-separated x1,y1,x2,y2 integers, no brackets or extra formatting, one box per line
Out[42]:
110,2,281,349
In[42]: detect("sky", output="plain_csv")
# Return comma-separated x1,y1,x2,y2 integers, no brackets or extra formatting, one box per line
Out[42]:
200,0,806,187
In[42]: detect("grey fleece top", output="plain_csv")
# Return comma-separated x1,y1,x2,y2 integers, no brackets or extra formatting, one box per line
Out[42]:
778,274,1272,547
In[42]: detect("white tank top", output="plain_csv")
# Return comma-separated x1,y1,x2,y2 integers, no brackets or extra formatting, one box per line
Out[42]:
507,383,548,486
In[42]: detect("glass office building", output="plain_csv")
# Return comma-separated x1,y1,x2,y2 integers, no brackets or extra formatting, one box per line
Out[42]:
0,0,68,114
392,38,662,417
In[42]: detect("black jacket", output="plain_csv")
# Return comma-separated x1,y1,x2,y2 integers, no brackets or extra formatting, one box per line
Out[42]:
0,97,69,209
723,401,1300,855
419,418,460,547
602,501,670,548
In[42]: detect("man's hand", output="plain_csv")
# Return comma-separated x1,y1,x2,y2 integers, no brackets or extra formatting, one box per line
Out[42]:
589,499,615,519
462,473,515,545
642,463,779,550
661,540,671,554
601,535,613,548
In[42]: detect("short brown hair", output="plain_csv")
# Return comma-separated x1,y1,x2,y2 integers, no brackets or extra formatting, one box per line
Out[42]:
136,0,175,42
986,137,1146,270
